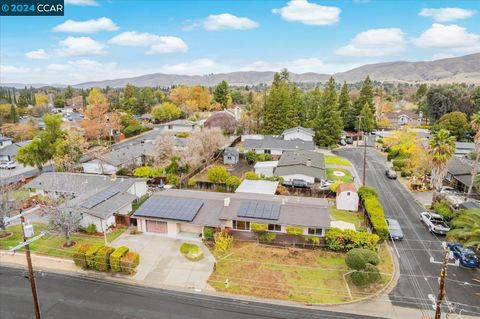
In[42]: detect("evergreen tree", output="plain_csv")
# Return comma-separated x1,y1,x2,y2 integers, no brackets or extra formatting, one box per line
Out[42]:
338,82,355,130
358,103,375,133
64,85,74,100
17,89,29,108
13,90,17,105
290,85,304,127
9,104,19,123
354,76,375,130
213,80,230,108
262,73,293,134
313,77,343,147
304,87,322,126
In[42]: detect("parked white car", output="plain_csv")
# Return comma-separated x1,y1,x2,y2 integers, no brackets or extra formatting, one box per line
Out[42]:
420,212,450,235
0,161,16,169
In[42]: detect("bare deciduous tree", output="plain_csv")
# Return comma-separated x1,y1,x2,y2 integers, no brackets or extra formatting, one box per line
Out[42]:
154,131,176,165
178,128,227,168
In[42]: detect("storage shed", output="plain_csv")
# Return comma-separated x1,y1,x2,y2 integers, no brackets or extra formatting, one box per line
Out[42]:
335,183,359,212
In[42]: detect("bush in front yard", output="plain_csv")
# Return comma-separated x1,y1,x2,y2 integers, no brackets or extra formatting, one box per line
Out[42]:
73,243,92,269
203,226,215,240
303,235,320,247
179,243,204,261
259,232,276,243
351,264,381,286
94,246,115,272
325,228,379,251
433,201,455,221
226,176,241,189
110,246,129,272
358,186,388,240
286,226,303,236
345,248,380,270
250,223,268,232
358,186,378,199
214,231,233,254
86,223,97,234
207,165,230,183
121,251,140,274
244,172,260,180
85,245,101,269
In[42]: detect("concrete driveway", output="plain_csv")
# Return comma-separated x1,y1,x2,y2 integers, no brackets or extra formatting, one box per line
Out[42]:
110,233,215,290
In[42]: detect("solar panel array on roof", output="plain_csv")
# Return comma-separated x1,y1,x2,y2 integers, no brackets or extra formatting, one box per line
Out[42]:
81,188,119,209
133,196,203,222
237,201,281,220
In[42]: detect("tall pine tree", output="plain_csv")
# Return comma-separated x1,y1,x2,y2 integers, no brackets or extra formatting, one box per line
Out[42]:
338,82,355,130
358,102,375,133
262,72,294,134
9,104,19,123
290,85,305,127
213,80,230,108
354,76,375,130
313,77,343,147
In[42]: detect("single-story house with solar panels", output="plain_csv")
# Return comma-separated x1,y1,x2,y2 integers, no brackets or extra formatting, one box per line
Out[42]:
25,172,148,230
132,189,331,239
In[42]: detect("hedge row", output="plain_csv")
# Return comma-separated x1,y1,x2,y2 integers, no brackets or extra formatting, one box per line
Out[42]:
72,244,140,274
325,228,380,251
358,186,389,240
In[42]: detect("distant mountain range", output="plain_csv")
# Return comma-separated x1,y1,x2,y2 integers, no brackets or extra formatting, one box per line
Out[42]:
2,53,479,89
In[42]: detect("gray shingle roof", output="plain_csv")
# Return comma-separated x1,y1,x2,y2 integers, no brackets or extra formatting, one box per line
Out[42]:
282,126,314,136
447,157,472,176
98,141,156,167
243,136,315,151
274,150,326,179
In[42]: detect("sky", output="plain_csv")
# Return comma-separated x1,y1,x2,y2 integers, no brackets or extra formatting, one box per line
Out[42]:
1,0,480,85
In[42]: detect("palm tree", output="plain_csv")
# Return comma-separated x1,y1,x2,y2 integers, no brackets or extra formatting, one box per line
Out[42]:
428,129,456,202
449,210,480,251
467,113,480,198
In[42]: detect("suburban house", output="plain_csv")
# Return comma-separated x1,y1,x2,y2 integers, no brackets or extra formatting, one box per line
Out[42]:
274,150,326,184
132,189,331,239
385,110,423,127
446,157,475,193
235,180,279,195
242,126,315,155
455,142,475,158
25,172,148,230
159,119,200,133
336,183,359,212
223,147,239,165
205,107,240,133
0,139,30,162
0,136,13,149
254,161,278,177
83,140,156,174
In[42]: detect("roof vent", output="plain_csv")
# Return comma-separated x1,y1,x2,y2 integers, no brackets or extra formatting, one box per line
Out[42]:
224,197,230,207
306,158,312,167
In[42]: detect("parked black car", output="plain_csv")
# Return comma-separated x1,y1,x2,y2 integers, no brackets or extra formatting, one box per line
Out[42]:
386,218,404,240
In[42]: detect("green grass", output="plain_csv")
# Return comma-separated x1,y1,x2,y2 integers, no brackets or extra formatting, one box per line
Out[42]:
324,155,352,167
328,206,365,230
132,194,149,213
179,243,204,261
326,168,353,182
0,189,30,201
0,223,126,258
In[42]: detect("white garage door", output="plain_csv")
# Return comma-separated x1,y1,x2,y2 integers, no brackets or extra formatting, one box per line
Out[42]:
146,220,167,233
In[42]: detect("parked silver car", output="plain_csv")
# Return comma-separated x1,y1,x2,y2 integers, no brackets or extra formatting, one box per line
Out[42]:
0,161,16,169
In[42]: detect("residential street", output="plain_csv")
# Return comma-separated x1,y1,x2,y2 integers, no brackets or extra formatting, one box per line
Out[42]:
334,147,480,318
0,266,381,319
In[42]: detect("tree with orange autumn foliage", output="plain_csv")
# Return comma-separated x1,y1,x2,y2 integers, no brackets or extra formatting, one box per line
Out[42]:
80,88,120,140
169,86,211,113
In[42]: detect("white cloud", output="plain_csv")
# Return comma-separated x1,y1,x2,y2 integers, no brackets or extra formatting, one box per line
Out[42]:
272,0,340,26
0,65,30,73
160,59,220,74
64,0,98,6
431,53,456,60
25,49,49,59
419,8,475,22
55,36,107,56
412,23,479,48
185,13,259,31
53,17,118,33
108,31,187,54
335,28,405,57
240,57,360,74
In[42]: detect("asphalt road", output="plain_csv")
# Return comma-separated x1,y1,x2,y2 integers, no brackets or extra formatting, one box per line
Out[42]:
0,267,382,319
334,147,480,318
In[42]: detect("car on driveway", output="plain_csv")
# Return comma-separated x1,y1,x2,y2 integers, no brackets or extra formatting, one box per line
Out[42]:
385,168,397,179
0,161,16,169
420,212,450,235
440,186,457,194
345,137,353,144
447,243,479,268
386,218,404,240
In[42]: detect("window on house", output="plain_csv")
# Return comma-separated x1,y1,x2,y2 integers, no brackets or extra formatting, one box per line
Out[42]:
308,228,323,236
264,150,271,154
268,224,281,232
233,220,250,230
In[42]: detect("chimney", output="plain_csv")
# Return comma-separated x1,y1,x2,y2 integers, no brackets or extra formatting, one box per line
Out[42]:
234,106,240,120
111,172,117,181
306,158,312,167
224,197,230,207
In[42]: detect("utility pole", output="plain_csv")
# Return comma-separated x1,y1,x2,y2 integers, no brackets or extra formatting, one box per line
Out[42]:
363,132,367,186
434,248,449,319
356,116,362,147
21,215,42,319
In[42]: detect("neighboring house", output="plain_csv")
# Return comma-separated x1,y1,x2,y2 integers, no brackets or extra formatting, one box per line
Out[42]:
223,147,239,165
83,140,156,174
254,161,278,177
0,136,13,149
336,183,359,212
0,140,30,162
235,180,278,195
385,110,422,127
455,142,475,158
205,109,238,133
445,157,475,193
242,126,315,155
25,172,147,230
159,119,200,133
132,189,331,239
274,150,326,184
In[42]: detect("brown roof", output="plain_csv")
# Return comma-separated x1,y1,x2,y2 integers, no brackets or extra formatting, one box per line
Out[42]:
337,183,357,193
386,110,419,120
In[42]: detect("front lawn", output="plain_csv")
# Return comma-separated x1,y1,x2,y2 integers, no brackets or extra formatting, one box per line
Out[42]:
324,155,352,167
208,242,392,304
0,223,126,258
328,206,365,230
326,168,353,182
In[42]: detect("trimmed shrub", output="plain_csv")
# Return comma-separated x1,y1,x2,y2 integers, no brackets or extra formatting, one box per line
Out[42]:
166,174,179,187
94,246,115,272
73,243,92,269
187,178,197,187
330,181,344,193
110,246,129,272
303,235,320,246
358,186,388,240
400,170,411,178
203,226,215,240
226,175,241,189
245,150,257,165
179,243,204,261
121,252,140,274
244,172,260,180
85,245,101,269
207,165,230,183
176,131,190,138
433,201,455,221
392,159,406,171
250,223,268,232
325,228,379,251
259,232,276,243
116,167,129,176
86,223,97,234
358,186,378,199
351,264,382,286
214,231,233,254
345,248,380,270
286,226,304,236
